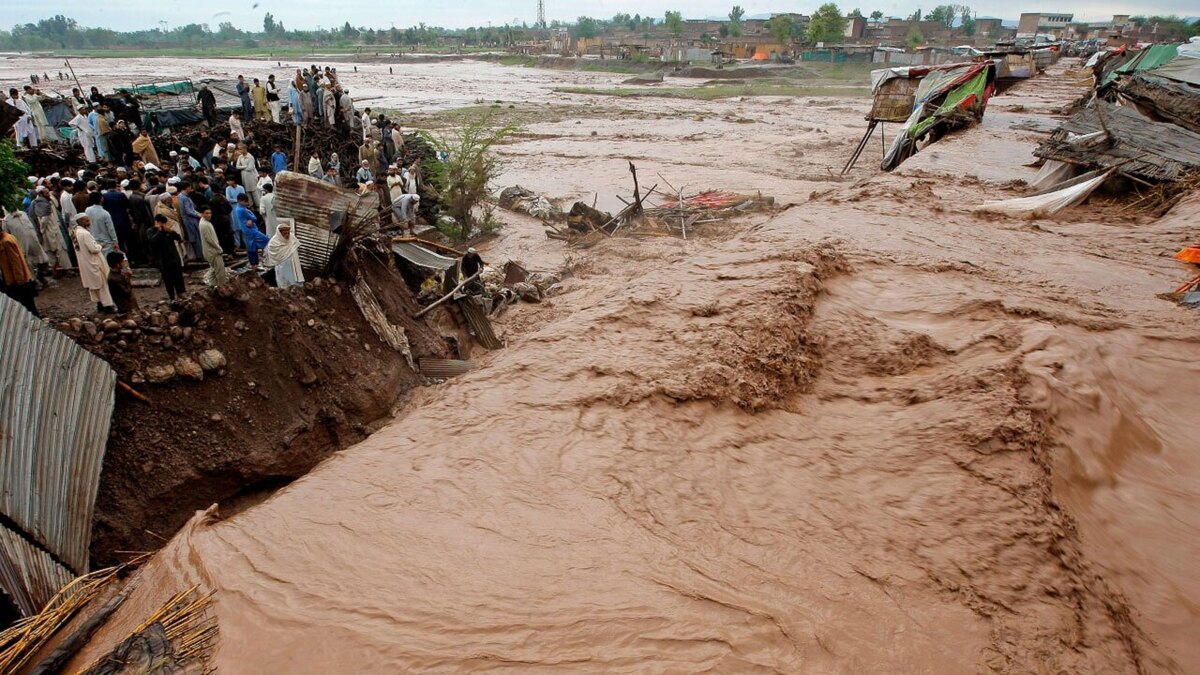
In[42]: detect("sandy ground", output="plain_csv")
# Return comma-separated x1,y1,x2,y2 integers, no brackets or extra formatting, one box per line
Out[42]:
10,57,1197,672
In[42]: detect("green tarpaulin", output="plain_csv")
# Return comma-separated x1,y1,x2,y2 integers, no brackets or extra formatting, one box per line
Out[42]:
909,69,991,139
1103,44,1179,85
117,81,193,96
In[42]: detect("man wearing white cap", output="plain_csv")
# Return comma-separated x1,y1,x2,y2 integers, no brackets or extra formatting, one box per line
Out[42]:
70,213,115,313
28,186,72,273
68,107,96,162
355,160,374,187
391,193,420,235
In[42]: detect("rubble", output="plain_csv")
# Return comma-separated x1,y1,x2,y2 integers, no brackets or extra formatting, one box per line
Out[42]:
498,185,562,221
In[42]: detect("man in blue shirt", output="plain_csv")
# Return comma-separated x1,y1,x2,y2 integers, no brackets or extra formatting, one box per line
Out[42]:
177,182,203,261
232,194,268,265
224,176,246,250
236,75,253,121
271,145,287,176
87,107,109,161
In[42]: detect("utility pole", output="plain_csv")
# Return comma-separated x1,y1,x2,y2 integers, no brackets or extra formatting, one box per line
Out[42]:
537,0,546,29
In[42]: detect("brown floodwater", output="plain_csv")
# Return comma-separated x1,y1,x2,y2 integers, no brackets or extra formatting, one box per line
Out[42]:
18,58,1195,672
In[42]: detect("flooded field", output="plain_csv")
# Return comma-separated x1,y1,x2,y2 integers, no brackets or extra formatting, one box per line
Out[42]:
7,56,1197,672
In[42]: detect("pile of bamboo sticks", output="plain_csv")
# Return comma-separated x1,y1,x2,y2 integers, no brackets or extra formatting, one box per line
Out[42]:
79,585,218,675
0,565,126,674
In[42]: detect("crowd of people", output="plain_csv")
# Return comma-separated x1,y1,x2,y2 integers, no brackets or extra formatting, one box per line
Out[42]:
3,63,428,319
1,136,311,317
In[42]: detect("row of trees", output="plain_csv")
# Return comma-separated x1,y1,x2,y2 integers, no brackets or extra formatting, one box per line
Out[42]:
573,5,847,44
0,14,530,51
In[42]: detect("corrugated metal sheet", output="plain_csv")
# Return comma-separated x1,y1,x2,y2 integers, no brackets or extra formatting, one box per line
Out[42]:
0,294,116,614
0,528,74,615
274,171,380,274
392,242,457,271
419,359,474,378
458,300,504,350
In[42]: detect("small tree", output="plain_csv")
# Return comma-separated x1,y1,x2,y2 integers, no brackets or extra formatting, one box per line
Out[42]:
0,140,31,213
573,16,599,39
767,15,794,46
664,11,684,40
909,9,922,21
907,26,924,48
807,3,848,43
870,10,884,20
420,116,514,243
728,5,745,37
719,24,730,37
927,5,957,28
848,8,864,18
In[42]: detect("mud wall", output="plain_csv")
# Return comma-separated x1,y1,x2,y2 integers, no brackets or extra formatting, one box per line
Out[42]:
54,255,448,567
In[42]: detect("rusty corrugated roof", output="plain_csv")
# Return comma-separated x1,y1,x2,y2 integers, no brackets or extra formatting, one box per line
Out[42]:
392,242,457,271
0,295,115,614
273,171,380,274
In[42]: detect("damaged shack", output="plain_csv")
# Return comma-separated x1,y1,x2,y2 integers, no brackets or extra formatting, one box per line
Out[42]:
844,62,997,173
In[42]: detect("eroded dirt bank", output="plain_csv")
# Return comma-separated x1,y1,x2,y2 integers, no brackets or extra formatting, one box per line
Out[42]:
30,59,1200,672
70,253,449,568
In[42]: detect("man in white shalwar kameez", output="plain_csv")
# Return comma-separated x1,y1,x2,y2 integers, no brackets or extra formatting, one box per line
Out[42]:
264,219,304,288
2,208,48,275
23,87,53,143
68,109,97,163
70,213,115,312
6,89,38,148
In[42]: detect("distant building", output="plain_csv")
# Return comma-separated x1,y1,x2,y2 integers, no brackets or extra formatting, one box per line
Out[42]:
846,16,867,39
975,17,1004,38
871,19,952,46
1017,12,1075,38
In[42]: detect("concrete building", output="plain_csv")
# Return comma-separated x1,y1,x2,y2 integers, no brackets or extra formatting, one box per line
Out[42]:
846,16,867,39
975,17,1004,38
871,19,952,46
1017,12,1075,38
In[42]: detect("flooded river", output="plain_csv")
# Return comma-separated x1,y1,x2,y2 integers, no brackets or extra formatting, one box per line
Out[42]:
6,56,1196,672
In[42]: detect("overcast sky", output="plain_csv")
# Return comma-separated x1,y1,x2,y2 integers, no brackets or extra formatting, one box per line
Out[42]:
8,1,1197,32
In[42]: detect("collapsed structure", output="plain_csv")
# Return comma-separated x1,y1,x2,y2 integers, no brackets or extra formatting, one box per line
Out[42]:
976,39,1200,218
845,61,999,173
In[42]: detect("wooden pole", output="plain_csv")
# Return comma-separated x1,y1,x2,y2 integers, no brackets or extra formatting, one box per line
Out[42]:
292,124,302,172
677,184,688,240
64,58,85,105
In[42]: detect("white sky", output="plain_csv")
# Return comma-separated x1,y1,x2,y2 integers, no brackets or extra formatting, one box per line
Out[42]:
7,2,1197,32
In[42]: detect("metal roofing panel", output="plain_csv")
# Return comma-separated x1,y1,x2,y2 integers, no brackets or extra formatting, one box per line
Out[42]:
419,359,474,378
0,527,74,616
392,242,458,271
274,171,380,273
0,295,115,614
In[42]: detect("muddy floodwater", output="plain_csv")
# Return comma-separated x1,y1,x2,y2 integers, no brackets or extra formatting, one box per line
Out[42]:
7,56,1198,672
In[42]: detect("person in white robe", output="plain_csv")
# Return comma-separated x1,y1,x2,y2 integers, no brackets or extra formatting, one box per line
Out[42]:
236,145,261,209
6,89,38,148
260,184,278,237
70,213,114,312
68,110,97,163
264,219,304,288
2,208,49,275
23,87,53,143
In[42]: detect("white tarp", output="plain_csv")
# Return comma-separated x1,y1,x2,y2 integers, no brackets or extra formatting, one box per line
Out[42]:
1029,160,1078,191
974,169,1113,217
